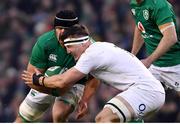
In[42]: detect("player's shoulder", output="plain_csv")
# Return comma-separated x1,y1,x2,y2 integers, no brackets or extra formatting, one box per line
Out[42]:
85,42,113,56
87,42,104,51
37,30,57,46
149,0,169,8
35,30,61,50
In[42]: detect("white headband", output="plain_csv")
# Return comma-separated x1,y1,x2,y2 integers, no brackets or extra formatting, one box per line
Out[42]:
55,16,78,21
64,36,89,46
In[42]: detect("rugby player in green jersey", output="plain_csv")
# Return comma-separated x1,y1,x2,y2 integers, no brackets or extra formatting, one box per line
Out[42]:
130,0,180,95
14,10,95,122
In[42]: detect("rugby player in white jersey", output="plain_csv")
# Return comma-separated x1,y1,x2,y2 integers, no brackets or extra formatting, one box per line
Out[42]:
22,24,165,122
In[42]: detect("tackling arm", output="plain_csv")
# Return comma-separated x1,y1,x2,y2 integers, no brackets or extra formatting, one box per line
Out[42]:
76,77,100,119
40,67,86,89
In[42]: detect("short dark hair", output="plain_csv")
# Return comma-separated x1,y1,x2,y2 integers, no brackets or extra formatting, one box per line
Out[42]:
60,24,89,41
54,10,79,28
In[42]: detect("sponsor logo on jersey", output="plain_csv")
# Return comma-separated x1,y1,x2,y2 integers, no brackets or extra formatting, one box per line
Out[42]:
141,34,153,39
131,9,136,15
143,9,149,20
48,54,57,62
138,22,146,33
137,21,153,39
175,82,179,87
137,103,146,117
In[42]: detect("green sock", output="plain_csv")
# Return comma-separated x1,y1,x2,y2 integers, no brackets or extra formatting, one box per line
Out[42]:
128,118,144,123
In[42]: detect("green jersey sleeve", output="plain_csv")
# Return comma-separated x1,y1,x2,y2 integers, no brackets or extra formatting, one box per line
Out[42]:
30,41,47,69
152,0,173,26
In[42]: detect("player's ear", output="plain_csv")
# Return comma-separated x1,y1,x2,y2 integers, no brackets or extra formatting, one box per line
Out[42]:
61,29,65,33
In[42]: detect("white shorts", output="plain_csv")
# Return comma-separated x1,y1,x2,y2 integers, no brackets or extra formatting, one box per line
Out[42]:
104,86,165,122
149,64,180,91
19,84,84,122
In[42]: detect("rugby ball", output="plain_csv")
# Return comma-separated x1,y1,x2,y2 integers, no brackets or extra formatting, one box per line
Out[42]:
45,66,67,77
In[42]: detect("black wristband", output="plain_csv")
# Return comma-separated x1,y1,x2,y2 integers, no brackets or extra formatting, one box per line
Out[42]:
42,77,45,86
32,73,44,86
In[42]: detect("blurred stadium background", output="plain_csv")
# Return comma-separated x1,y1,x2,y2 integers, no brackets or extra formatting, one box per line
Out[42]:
0,0,179,122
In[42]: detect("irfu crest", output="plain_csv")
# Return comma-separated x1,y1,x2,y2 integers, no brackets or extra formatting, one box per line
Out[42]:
143,9,149,20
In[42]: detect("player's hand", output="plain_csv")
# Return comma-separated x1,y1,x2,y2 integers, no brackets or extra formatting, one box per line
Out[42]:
76,100,88,119
141,58,152,68
34,68,42,75
22,68,43,85
21,70,34,85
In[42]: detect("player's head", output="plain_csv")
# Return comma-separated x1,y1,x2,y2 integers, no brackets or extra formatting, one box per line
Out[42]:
60,24,90,60
54,10,79,45
54,10,79,28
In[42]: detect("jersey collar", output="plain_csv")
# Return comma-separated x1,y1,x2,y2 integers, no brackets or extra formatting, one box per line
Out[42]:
130,0,145,6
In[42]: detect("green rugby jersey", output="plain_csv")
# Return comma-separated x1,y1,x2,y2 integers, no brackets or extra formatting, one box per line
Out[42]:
30,30,75,70
130,0,180,67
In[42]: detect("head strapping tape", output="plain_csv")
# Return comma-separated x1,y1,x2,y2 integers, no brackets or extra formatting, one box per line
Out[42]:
64,36,89,46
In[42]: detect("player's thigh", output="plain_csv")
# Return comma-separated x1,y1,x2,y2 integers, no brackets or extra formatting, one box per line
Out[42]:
18,89,55,122
120,87,165,121
101,95,135,123
101,87,165,122
95,107,120,122
52,84,84,120
150,64,180,91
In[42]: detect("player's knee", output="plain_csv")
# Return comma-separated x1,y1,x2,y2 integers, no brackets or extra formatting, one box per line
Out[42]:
95,114,112,123
102,96,136,122
95,112,119,122
95,113,104,122
95,108,113,122
14,115,23,123
53,109,66,122
52,103,74,122
53,109,71,122
18,99,50,122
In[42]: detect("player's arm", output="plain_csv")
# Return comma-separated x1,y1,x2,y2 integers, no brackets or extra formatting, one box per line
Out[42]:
76,77,100,119
142,22,177,66
42,67,85,88
131,26,145,55
22,67,85,89
80,77,100,103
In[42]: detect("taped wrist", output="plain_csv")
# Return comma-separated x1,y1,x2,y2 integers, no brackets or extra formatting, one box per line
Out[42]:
32,73,44,86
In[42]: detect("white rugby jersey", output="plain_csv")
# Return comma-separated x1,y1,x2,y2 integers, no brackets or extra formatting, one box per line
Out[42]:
74,42,164,93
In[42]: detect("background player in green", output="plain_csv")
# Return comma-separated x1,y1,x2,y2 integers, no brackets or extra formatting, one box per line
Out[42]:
130,0,180,95
15,10,87,122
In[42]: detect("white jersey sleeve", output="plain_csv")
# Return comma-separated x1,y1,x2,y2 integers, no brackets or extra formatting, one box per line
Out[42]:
74,44,105,74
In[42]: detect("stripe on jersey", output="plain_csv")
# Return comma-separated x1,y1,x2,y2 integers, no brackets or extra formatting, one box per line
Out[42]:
160,22,175,33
